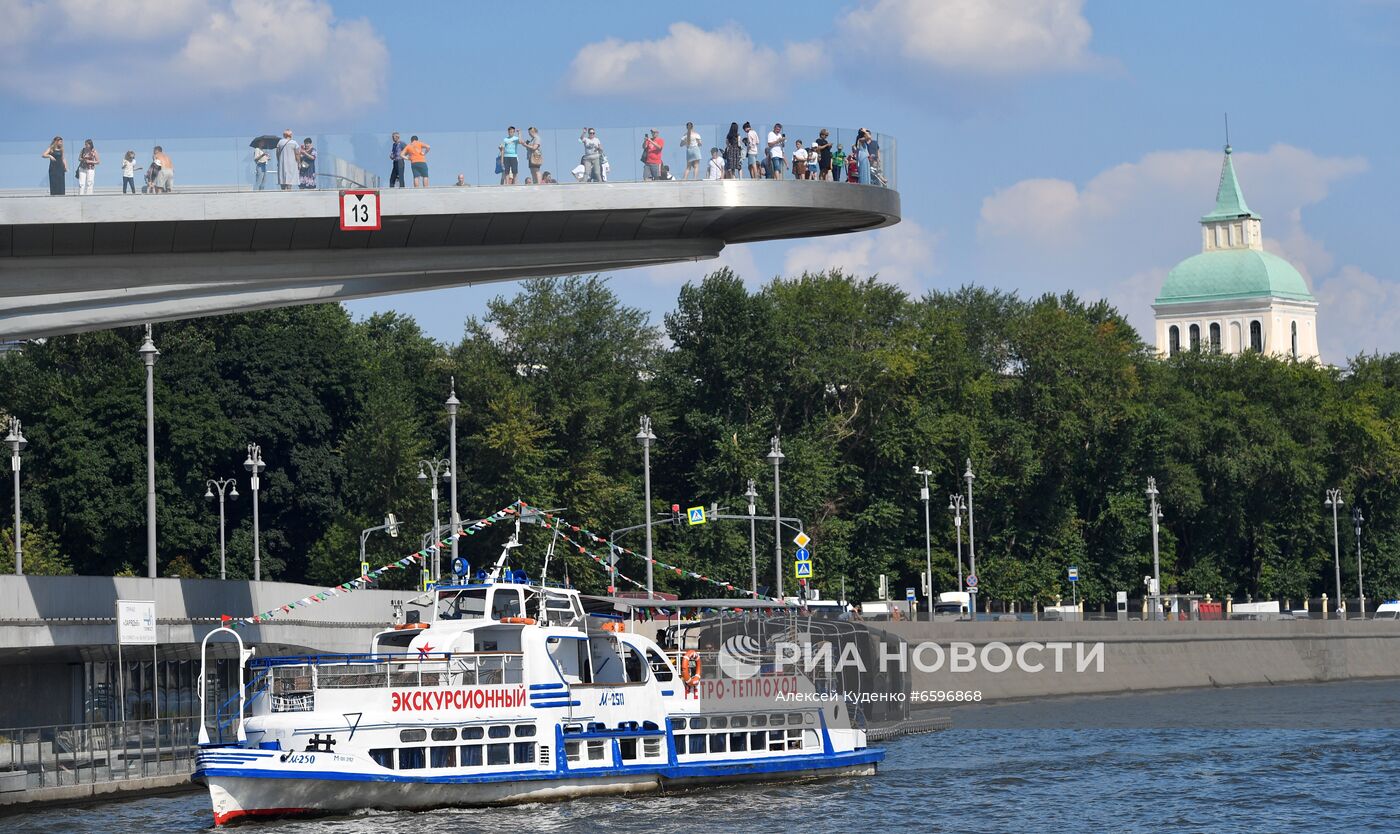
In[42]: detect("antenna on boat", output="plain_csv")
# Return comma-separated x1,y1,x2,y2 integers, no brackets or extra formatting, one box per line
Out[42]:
487,514,524,582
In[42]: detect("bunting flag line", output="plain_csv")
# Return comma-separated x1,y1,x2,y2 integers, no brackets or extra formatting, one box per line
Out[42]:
225,499,777,628
515,500,777,602
226,504,523,629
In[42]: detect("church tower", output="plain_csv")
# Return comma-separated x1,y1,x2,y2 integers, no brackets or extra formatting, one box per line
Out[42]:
1153,144,1320,361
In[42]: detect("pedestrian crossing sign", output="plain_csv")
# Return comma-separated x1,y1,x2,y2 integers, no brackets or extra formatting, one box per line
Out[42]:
794,561,813,579
687,506,706,525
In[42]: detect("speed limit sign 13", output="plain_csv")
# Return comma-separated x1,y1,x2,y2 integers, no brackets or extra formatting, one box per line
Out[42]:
339,189,381,231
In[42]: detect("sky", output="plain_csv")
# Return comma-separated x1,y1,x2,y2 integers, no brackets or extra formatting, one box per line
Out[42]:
3,0,1397,362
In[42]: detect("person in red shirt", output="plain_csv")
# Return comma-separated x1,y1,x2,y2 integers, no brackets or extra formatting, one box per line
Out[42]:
642,129,664,181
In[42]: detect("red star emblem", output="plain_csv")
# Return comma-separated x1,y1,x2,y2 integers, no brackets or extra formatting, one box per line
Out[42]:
417,644,434,658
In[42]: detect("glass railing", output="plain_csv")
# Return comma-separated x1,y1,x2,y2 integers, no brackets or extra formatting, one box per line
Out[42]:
0,124,896,196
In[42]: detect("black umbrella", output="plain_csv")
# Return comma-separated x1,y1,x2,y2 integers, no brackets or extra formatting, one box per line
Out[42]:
249,135,280,150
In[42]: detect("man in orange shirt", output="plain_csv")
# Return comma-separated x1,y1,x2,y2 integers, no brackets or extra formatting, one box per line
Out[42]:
403,135,430,187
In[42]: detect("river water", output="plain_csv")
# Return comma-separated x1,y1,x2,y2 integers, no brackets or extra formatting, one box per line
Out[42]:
5,679,1397,833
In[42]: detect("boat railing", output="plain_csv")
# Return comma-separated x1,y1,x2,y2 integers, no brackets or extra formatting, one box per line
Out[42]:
258,652,525,711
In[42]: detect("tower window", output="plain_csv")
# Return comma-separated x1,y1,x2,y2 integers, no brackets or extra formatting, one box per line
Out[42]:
1189,324,1200,352
1209,323,1221,354
1168,325,1180,357
1249,320,1263,352
1291,321,1298,359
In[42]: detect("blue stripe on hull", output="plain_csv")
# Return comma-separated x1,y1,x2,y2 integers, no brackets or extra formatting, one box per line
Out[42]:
196,748,882,786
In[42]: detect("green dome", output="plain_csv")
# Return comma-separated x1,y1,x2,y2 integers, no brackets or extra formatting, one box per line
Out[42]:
1155,249,1314,306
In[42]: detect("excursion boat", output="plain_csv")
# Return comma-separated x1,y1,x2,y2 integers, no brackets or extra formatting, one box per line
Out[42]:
193,524,882,824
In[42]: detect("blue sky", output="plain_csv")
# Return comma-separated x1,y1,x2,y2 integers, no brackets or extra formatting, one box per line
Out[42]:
3,0,1397,360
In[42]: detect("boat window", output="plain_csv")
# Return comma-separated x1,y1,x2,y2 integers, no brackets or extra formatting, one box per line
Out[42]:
488,725,511,739
462,726,484,740
709,733,728,753
441,589,487,620
430,747,457,768
587,739,606,761
565,741,581,763
770,714,786,725
803,730,819,748
769,730,785,751
710,716,728,729
487,743,511,766
643,738,662,758
620,738,638,760
786,713,803,725
514,742,536,764
431,727,457,742
688,717,707,730
587,722,605,733
621,643,648,682
400,728,427,743
787,729,803,750
369,748,394,769
377,630,417,649
515,724,536,737
564,723,583,734
687,735,706,754
645,648,674,681
749,731,766,750
751,715,767,727
491,589,524,620
398,747,426,769
668,717,685,731
730,715,748,728
547,637,591,684
460,744,482,766
804,713,816,725
729,732,748,752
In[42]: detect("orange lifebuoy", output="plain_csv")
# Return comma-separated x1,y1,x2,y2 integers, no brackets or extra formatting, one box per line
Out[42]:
602,621,624,633
681,649,702,698
393,622,429,630
499,616,536,625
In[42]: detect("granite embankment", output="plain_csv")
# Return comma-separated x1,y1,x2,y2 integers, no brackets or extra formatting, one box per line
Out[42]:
874,619,1400,701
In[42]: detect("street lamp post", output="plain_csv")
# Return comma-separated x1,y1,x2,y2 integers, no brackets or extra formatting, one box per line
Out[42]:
914,467,932,617
139,325,159,578
636,416,656,599
964,459,977,620
948,494,965,595
1325,489,1344,620
1354,505,1366,619
360,514,400,586
1146,477,1161,620
244,444,266,581
417,457,451,582
745,479,759,599
446,380,460,575
5,418,26,576
768,437,785,600
204,477,238,580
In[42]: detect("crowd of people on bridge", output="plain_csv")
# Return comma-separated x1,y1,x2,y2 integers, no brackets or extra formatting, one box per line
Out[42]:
36,123,884,195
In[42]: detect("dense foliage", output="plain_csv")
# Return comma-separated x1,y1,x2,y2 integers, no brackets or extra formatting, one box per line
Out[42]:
2,271,1397,605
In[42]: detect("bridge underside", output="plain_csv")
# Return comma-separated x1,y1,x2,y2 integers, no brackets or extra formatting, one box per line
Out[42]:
0,181,899,339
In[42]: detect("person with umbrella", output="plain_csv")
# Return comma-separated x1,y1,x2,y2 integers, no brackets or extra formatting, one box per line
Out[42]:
275,129,298,190
249,134,279,190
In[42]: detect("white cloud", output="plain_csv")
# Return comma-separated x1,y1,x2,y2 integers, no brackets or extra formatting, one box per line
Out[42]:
638,243,761,288
976,144,1370,346
0,0,386,119
840,0,1098,75
783,221,938,293
1315,266,1400,361
566,22,821,100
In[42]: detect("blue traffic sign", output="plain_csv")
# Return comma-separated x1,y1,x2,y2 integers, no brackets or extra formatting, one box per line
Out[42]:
794,547,811,562
906,587,916,601
966,574,978,589
794,561,813,579
1068,566,1079,582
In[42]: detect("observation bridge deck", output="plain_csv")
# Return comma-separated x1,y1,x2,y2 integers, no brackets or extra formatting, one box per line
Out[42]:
0,125,899,339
